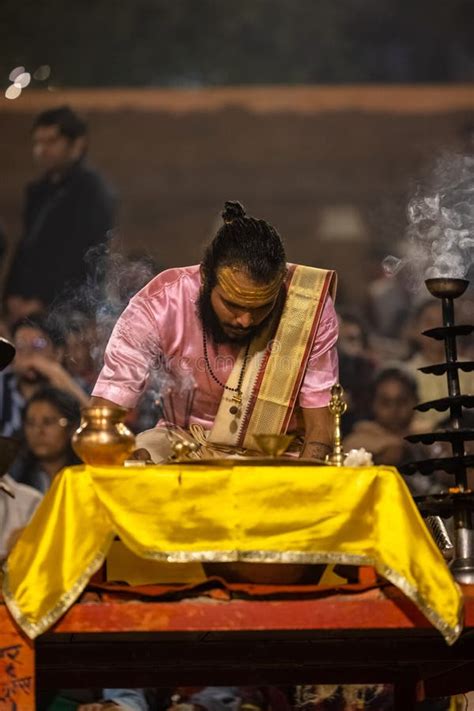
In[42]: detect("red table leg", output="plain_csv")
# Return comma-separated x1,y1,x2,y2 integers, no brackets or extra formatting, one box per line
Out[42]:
0,607,35,710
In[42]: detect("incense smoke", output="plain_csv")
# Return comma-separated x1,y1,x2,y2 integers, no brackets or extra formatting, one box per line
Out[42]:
383,153,474,290
46,242,198,427
48,242,158,368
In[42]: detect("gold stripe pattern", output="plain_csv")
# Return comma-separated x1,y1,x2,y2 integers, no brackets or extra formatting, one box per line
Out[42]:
242,267,330,447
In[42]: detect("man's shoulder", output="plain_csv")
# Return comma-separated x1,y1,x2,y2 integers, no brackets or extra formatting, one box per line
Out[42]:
2,474,42,505
25,175,47,197
26,164,112,200
135,265,200,301
74,164,113,197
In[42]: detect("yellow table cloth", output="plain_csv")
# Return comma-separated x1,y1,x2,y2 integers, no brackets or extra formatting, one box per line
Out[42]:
3,464,462,643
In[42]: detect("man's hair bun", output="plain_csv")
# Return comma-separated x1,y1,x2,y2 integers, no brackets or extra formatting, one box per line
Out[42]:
222,201,246,224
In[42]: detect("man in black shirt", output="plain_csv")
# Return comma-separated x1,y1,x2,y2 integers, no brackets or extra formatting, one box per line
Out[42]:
3,106,115,323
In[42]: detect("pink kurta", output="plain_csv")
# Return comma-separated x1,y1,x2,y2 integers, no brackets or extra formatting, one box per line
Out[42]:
92,265,339,430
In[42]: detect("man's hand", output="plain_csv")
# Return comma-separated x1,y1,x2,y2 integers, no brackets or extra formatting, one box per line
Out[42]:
22,354,89,406
132,448,152,461
22,354,70,388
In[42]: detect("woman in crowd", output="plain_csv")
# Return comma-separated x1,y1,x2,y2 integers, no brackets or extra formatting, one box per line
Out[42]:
337,308,376,435
343,366,450,495
404,299,474,432
0,312,89,437
10,386,81,493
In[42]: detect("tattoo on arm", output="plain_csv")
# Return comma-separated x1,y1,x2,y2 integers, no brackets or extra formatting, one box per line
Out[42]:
304,440,332,460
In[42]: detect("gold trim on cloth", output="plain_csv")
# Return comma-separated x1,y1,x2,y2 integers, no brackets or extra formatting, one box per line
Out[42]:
242,266,335,447
3,464,463,644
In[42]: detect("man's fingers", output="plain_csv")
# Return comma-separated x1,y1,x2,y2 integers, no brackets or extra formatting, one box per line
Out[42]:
132,448,152,461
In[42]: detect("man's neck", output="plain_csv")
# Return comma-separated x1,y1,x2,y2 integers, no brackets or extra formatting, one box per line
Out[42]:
46,159,79,185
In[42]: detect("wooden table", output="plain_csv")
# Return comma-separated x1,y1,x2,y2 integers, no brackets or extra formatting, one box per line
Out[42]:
2,584,474,710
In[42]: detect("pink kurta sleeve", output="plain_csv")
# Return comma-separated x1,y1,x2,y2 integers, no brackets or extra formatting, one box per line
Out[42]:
92,295,161,409
298,294,339,409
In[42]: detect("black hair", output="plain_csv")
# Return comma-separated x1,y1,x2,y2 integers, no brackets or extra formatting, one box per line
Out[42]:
201,201,286,288
373,366,418,400
32,105,87,141
11,313,65,348
12,387,82,483
26,386,81,428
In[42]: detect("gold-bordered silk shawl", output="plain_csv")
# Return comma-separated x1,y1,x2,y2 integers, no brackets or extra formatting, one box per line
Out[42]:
209,265,336,449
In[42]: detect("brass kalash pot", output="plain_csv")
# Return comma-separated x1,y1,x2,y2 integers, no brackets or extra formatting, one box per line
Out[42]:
72,406,135,466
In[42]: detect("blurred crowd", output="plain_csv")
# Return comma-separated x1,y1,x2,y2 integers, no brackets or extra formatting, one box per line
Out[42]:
1,105,473,711
2,274,474,497
1,105,474,521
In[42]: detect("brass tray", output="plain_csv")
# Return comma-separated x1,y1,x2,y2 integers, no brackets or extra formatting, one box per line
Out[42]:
165,456,327,467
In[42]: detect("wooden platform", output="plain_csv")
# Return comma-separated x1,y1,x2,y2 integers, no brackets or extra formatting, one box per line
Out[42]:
2,584,474,710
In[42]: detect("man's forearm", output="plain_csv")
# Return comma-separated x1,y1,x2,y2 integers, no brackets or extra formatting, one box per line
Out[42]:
301,405,333,460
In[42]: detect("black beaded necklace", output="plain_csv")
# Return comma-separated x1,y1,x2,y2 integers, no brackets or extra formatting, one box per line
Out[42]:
203,331,252,415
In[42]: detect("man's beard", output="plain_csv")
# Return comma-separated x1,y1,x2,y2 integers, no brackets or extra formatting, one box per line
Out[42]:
197,287,280,345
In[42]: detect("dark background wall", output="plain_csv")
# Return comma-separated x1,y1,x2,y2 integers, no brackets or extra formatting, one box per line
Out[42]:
2,0,474,87
1,86,473,306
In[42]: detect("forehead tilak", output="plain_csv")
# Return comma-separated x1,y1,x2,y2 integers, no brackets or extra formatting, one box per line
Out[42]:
217,266,283,308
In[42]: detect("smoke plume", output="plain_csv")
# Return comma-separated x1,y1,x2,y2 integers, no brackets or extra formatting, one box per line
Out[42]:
384,153,474,290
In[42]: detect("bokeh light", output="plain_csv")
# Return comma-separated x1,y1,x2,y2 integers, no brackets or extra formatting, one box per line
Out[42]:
8,66,25,82
33,65,51,81
5,84,22,100
14,72,31,88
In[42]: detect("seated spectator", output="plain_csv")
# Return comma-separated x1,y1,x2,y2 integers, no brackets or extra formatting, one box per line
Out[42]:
10,386,81,493
79,690,149,711
78,685,293,711
365,244,412,343
337,309,376,436
0,473,42,561
404,300,474,432
344,367,448,495
296,683,393,710
63,311,100,392
0,313,88,437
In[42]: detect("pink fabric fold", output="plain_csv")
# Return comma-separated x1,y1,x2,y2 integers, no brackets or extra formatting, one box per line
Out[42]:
92,265,338,430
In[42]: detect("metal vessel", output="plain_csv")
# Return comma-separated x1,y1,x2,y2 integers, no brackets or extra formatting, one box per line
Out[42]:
72,406,136,466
